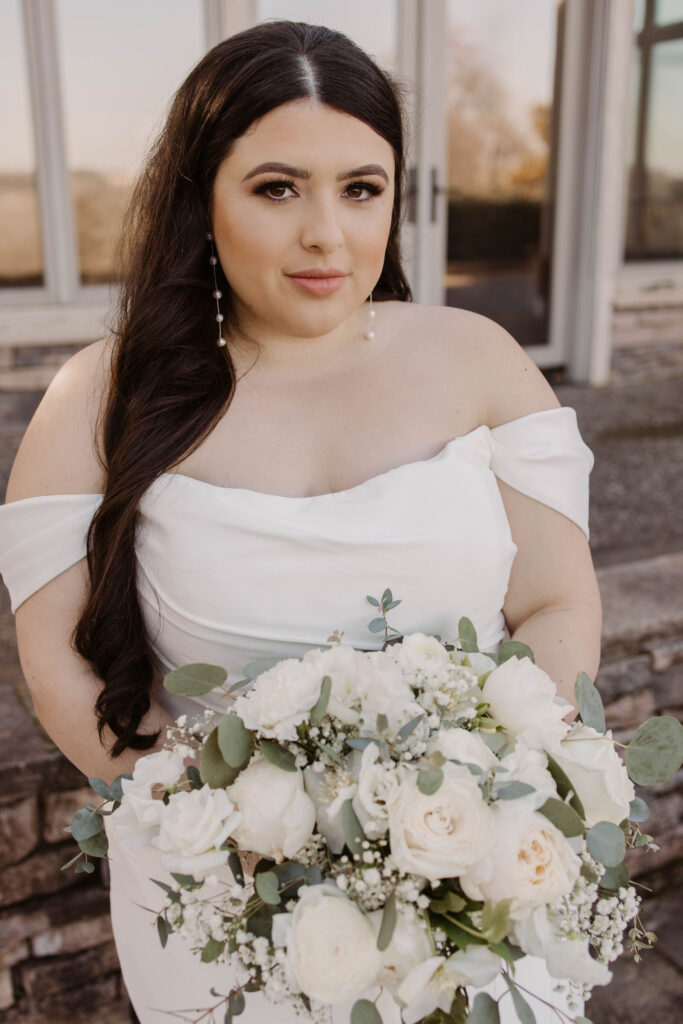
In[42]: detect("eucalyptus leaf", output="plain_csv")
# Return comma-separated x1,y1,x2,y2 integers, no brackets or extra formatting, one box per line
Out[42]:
376,892,397,951
201,937,225,963
504,976,536,1024
418,768,444,795
171,872,204,888
88,776,113,802
599,862,629,890
573,1018,593,1023
366,595,380,607
496,641,535,665
489,940,525,964
376,713,389,733
466,992,500,1024
60,851,84,871
218,714,253,768
228,851,245,886
228,990,246,1016
397,712,426,741
480,732,508,755
108,773,132,803
586,821,626,867
458,616,479,653
310,675,332,726
385,599,402,611
186,764,203,790
481,899,511,944
430,891,467,915
74,860,95,874
545,754,586,819
575,672,606,733
260,739,297,772
494,782,536,800
381,588,393,605
156,916,169,949
538,798,584,837
77,831,109,858
625,716,683,785
70,808,104,841
346,737,381,751
629,796,650,823
351,998,383,1024
242,656,287,678
368,617,388,633
255,870,281,905
164,663,226,696
341,799,365,858
200,728,242,788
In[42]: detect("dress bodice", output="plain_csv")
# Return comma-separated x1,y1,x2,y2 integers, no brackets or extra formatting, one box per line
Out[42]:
0,407,593,720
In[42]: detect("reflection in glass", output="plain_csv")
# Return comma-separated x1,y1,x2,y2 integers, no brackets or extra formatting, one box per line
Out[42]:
625,37,683,258
444,0,561,346
55,0,203,284
656,0,683,26
0,0,44,288
256,1,396,72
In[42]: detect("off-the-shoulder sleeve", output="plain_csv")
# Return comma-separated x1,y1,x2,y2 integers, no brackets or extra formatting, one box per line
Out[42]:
489,407,594,539
0,493,103,613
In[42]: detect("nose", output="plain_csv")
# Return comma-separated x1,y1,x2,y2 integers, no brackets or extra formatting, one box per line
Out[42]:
299,190,345,252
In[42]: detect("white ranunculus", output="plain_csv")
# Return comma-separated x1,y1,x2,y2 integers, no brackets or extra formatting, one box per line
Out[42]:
482,656,571,749
355,651,419,732
351,743,404,839
550,724,636,827
151,784,241,878
301,645,362,725
303,764,357,854
109,749,186,847
388,763,496,881
460,803,581,917
428,726,499,772
271,883,382,1004
500,738,558,810
228,755,316,862
232,658,323,741
367,906,432,995
397,947,501,1024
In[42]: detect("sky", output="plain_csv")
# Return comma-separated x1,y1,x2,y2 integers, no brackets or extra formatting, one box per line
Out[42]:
1,0,680,179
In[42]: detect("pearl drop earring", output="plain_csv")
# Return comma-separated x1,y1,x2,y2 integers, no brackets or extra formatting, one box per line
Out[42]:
364,291,376,340
206,231,226,347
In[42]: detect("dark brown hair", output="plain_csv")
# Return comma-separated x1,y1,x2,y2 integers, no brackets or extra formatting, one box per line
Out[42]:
74,19,413,757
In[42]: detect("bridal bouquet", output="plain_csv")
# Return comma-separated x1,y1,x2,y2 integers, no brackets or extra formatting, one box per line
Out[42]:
65,590,683,1024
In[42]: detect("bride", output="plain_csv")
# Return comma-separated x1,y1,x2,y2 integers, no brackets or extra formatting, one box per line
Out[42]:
0,19,600,1024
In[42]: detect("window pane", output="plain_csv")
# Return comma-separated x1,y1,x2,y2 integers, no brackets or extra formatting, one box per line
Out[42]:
625,37,683,259
634,0,647,32
656,0,683,26
256,2,397,72
0,0,44,289
55,0,204,285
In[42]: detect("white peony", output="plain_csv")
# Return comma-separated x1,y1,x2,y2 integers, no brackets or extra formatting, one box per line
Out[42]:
482,656,571,749
351,743,404,839
427,726,499,772
151,784,241,878
388,763,496,881
354,651,420,733
394,632,451,679
301,644,362,725
271,883,382,1004
228,755,316,862
232,658,323,741
397,947,501,1024
109,749,185,847
303,764,357,854
550,724,636,827
460,803,581,917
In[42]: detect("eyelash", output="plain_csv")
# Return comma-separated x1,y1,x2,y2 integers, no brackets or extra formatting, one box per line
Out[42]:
253,177,385,203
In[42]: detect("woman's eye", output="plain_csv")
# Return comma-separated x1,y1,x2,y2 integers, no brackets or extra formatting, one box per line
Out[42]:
255,179,383,202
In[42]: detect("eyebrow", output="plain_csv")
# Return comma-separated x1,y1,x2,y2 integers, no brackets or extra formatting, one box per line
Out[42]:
241,162,390,184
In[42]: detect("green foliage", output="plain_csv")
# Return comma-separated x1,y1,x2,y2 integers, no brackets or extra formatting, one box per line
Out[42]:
586,821,626,867
625,716,683,785
599,862,629,890
545,754,586,818
351,998,383,1024
504,976,536,1024
628,796,650,823
217,714,253,768
156,916,170,948
259,739,297,772
228,851,244,886
458,617,479,653
376,891,397,951
538,797,584,837
430,891,467,915
397,712,426,741
77,831,109,858
241,656,285,679
342,799,365,858
493,782,536,800
418,768,444,795
575,672,606,733
480,900,511,944
466,992,500,1023
228,989,246,1016
70,807,104,841
201,937,225,962
368,617,388,633
200,728,241,788
74,860,95,874
496,641,535,665
255,870,281,905
310,676,332,726
164,663,226,696
170,872,203,889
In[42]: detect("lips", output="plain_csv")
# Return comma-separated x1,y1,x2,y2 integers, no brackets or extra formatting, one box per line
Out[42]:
287,270,348,279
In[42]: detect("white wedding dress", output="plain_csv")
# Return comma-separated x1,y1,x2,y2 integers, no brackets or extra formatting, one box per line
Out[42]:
0,406,593,1024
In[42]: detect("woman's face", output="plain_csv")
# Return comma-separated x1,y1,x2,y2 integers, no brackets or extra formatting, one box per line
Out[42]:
210,99,395,350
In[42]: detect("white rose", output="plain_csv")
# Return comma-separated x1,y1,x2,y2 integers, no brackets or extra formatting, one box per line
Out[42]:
460,803,581,917
355,651,419,733
232,658,322,741
151,784,242,878
397,948,501,1024
229,755,316,862
367,906,432,995
388,763,495,881
109,749,185,847
550,724,636,827
351,743,404,839
428,727,499,772
303,764,357,854
271,883,381,1004
301,645,362,725
482,657,571,749
395,632,450,678
500,738,558,810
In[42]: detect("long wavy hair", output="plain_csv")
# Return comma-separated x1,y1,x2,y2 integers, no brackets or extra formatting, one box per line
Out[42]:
74,20,414,757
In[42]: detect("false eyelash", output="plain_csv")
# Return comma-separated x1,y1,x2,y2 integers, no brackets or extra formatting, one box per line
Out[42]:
253,177,385,202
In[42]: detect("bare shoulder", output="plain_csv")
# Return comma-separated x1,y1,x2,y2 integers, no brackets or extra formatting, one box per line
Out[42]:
406,303,560,427
5,337,116,503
